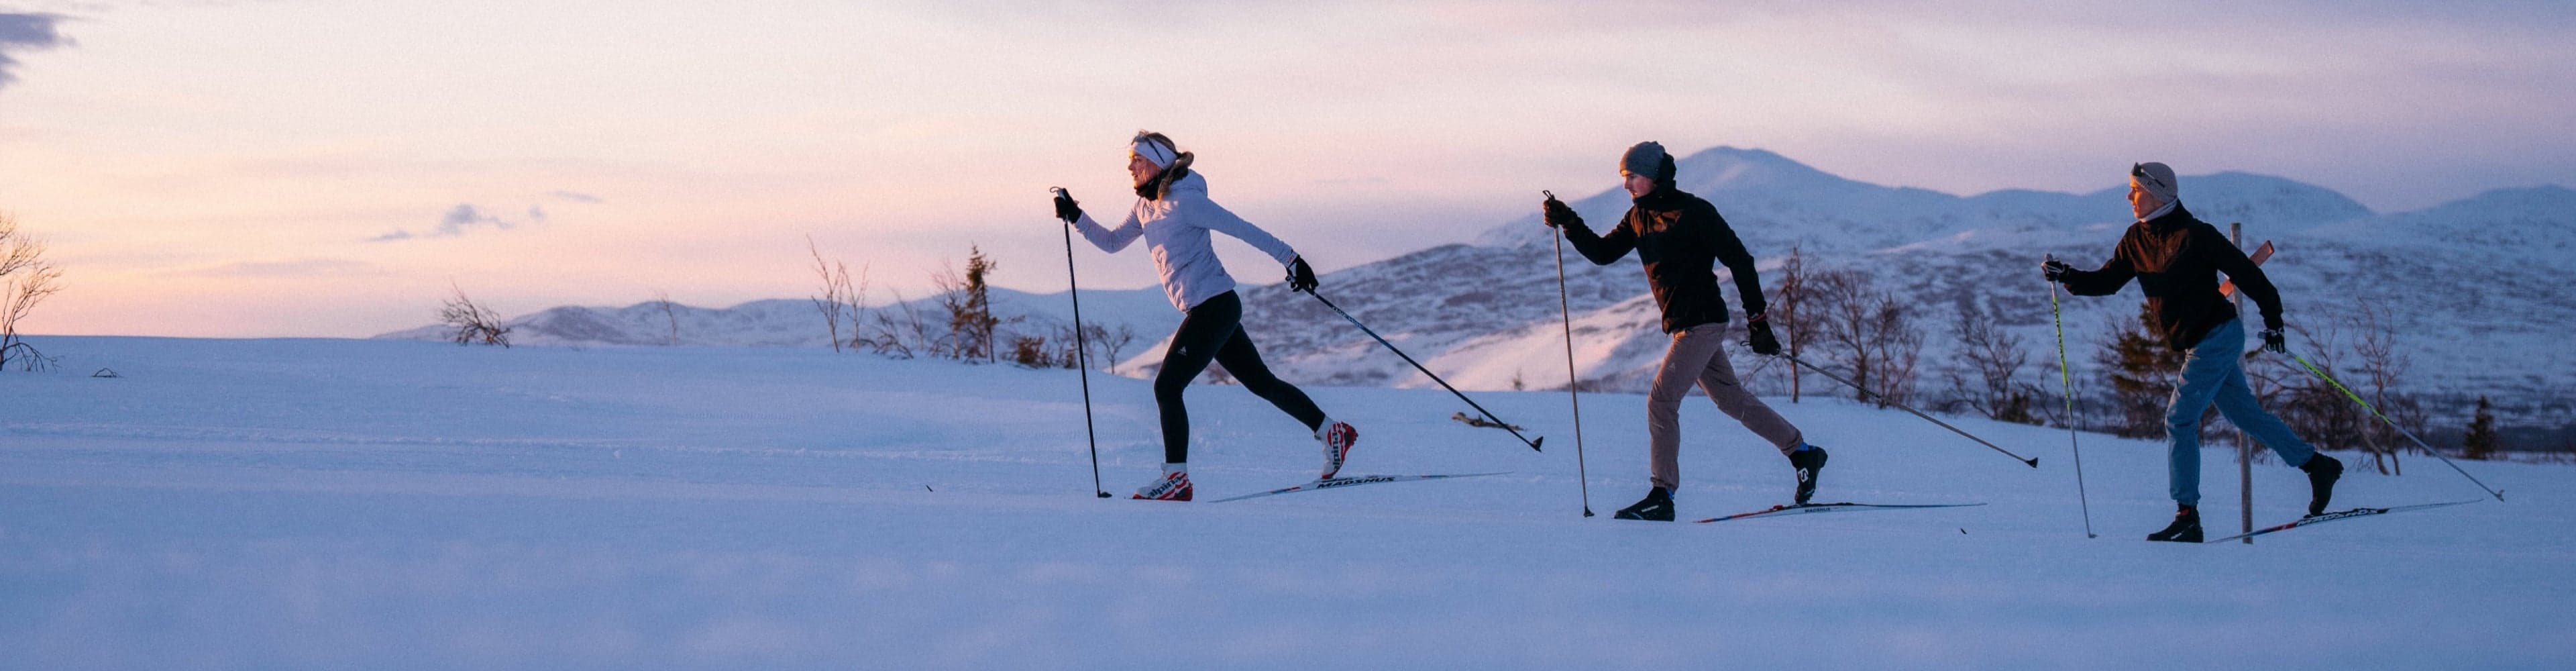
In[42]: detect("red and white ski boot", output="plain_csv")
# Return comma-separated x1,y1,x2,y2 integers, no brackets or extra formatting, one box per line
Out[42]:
1131,464,1193,501
1316,419,1358,479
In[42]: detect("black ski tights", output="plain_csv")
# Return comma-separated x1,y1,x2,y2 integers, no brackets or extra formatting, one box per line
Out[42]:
1155,291,1326,464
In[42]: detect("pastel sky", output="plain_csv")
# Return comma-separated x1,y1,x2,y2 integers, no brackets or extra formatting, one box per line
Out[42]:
2,1,2571,338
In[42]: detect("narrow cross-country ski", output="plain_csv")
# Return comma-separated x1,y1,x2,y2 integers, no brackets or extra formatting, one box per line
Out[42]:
1450,411,1526,432
1694,502,1988,523
1210,472,1510,503
2206,500,2483,544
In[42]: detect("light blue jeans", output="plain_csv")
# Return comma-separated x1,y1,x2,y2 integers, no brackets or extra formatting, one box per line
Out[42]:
2167,318,2318,506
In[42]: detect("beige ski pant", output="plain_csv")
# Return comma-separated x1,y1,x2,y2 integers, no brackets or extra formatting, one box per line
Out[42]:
1648,323,1805,491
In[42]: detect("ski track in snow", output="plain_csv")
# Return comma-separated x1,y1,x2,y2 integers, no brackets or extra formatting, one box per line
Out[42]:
4,336,2569,669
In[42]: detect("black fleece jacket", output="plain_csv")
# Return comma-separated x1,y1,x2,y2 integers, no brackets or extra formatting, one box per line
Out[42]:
2061,203,2285,351
1562,187,1766,333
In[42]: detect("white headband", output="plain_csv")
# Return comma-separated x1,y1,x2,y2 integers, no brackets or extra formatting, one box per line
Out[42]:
1132,136,1176,168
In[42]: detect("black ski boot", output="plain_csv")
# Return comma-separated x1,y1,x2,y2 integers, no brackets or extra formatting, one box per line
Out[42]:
1613,487,1675,521
2147,505,2203,543
2300,453,2343,517
1788,446,1829,505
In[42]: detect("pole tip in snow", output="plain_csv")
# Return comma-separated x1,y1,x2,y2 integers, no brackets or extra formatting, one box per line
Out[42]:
1531,435,1545,452
2025,457,2040,468
1095,491,1110,498
1582,509,1595,517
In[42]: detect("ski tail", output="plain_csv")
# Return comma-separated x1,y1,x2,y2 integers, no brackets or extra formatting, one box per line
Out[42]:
2204,499,2481,544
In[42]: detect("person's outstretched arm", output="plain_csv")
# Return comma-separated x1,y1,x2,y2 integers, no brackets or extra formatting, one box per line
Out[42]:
1176,195,1297,264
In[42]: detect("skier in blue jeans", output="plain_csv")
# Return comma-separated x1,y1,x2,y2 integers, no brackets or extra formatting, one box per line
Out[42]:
2045,162,2345,543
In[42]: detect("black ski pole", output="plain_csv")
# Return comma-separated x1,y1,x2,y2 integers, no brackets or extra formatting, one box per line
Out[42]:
1544,191,1593,517
2048,267,2097,538
1305,289,1544,452
2288,350,2505,501
1051,187,1108,498
1773,353,2039,467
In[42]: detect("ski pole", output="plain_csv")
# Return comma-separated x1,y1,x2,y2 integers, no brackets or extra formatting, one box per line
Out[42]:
1305,289,1544,452
2047,267,2097,538
1052,187,1108,499
1772,353,2039,467
2288,351,2506,501
1544,191,1593,517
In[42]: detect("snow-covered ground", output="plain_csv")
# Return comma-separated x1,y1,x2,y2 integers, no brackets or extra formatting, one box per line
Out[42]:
5,336,2569,669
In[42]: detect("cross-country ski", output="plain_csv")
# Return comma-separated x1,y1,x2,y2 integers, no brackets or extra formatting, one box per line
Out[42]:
1450,411,1526,432
1210,472,1511,503
1694,501,1989,523
2205,500,2485,544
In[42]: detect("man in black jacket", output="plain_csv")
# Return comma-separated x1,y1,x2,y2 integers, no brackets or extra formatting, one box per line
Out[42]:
1546,142,1821,521
2045,161,2344,542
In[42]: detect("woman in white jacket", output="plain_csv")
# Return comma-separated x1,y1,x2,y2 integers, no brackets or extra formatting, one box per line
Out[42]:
1053,131,1357,501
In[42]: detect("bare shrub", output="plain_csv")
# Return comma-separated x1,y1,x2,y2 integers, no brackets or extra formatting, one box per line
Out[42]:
653,289,681,346
439,282,512,347
1808,267,1923,407
1771,246,1813,401
1940,293,2041,424
0,213,62,371
807,236,868,352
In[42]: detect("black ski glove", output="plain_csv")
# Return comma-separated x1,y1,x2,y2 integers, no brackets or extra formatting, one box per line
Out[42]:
1052,189,1083,223
2259,327,2287,354
1746,312,1782,356
1542,195,1581,229
2041,258,2074,282
1287,256,1319,293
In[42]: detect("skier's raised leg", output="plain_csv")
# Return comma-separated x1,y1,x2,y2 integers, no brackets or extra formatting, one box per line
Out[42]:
1206,321,1354,478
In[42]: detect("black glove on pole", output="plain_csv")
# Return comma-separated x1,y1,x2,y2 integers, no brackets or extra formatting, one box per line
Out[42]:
2041,257,2074,282
1746,311,1782,356
1287,256,1318,293
2259,327,2287,354
1050,187,1107,498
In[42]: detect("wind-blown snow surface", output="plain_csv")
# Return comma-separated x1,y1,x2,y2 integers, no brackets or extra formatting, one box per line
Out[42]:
7,336,2569,669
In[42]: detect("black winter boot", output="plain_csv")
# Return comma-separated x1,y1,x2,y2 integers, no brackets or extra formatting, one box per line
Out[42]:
2300,453,2343,517
1614,487,1675,521
2147,505,2202,543
1788,446,1829,505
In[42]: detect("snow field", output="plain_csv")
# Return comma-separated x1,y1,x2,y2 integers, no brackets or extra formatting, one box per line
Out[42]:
3,336,2569,669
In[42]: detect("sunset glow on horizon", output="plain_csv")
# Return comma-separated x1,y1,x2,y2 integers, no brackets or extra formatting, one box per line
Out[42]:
3,1,2571,338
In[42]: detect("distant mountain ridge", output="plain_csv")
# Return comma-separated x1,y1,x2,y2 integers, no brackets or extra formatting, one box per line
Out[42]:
378,146,2575,429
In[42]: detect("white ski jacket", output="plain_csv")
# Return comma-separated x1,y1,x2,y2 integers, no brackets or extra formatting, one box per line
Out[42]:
1073,170,1299,312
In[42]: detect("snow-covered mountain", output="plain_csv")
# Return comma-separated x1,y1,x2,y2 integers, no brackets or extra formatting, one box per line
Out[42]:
1214,147,2571,429
380,147,2573,430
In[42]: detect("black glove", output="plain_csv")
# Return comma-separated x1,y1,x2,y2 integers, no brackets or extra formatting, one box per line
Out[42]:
2041,258,2074,282
1746,312,1782,356
1052,189,1083,223
1542,197,1580,229
1287,256,1318,293
2259,327,2287,354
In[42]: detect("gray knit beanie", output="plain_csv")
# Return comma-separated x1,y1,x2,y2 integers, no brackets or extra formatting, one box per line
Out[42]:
1621,142,1668,179
2131,162,2179,205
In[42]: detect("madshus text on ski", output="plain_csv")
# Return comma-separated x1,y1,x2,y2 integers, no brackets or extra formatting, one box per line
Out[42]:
1045,132,2492,541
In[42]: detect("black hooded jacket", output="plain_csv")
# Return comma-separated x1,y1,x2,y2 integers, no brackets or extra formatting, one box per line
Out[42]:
2061,203,2285,351
1562,186,1766,333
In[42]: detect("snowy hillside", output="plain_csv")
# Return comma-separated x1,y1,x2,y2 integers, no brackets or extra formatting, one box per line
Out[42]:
5,336,2567,668
376,286,1178,350
1227,148,2573,431
374,147,2574,434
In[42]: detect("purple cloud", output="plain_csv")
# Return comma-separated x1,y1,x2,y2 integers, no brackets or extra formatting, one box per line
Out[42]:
0,13,71,92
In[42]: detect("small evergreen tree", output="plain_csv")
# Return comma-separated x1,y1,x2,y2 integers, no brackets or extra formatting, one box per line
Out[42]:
2463,396,2500,460
2097,305,2186,439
